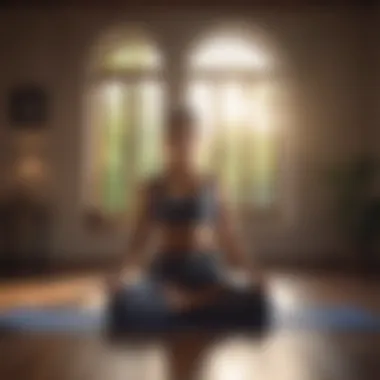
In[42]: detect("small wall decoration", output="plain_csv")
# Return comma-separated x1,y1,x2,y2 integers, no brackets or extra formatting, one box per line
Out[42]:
8,85,49,128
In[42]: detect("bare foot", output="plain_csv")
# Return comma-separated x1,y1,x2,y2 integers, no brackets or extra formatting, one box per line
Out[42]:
105,268,143,293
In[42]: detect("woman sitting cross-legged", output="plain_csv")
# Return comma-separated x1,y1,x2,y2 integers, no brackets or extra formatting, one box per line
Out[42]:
106,106,270,334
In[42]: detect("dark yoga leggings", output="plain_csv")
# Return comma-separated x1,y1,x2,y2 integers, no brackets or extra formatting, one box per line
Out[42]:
107,253,269,333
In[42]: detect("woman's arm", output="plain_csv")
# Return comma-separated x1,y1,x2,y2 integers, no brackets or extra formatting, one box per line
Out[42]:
164,285,223,311
113,182,154,281
215,184,263,280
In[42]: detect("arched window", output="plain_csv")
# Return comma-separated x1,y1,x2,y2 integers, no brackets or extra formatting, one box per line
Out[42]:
187,32,280,212
84,28,165,219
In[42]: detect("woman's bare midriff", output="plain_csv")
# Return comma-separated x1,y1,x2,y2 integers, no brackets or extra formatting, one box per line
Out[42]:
155,224,217,256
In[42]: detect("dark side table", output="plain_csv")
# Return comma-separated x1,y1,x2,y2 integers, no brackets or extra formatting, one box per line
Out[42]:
0,193,51,277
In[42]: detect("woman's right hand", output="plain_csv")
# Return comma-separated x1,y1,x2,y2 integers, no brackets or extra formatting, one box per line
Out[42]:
105,273,124,293
106,267,143,293
163,285,195,312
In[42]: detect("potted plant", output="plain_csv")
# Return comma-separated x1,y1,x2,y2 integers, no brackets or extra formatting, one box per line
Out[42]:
327,155,380,272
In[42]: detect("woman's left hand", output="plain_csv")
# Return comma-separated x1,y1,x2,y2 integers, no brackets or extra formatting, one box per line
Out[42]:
248,270,268,290
163,285,194,312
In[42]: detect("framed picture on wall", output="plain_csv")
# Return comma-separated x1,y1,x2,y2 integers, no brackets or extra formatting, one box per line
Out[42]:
8,85,49,128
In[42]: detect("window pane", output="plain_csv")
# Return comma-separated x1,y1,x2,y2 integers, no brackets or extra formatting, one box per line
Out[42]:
87,81,165,216
187,80,278,209
249,85,277,206
84,86,104,208
93,32,162,72
136,81,164,180
252,131,276,206
101,83,129,214
187,33,278,211
188,81,215,171
105,43,161,71
86,29,165,219
220,82,247,204
190,36,266,71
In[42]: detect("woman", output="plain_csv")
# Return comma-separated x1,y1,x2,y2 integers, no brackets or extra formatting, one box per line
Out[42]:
107,106,268,333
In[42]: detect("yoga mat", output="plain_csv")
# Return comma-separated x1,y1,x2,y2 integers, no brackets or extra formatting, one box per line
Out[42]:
0,305,379,333
275,307,380,331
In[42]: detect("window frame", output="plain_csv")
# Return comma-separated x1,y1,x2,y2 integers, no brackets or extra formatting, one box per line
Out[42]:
82,32,166,226
186,72,281,218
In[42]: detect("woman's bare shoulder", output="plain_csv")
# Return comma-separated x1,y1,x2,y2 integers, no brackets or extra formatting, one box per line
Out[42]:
200,172,218,185
202,173,221,191
140,174,165,197
204,175,227,201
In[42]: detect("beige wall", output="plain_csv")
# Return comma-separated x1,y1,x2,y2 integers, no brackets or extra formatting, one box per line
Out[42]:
374,8,380,160
0,8,369,264
372,8,380,257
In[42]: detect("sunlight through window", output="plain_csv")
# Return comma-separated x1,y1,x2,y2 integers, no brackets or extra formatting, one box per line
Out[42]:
190,36,267,71
187,32,278,210
85,29,164,218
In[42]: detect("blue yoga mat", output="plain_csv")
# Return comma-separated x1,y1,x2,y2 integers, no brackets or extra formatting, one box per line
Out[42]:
276,306,380,331
0,306,379,333
0,308,104,332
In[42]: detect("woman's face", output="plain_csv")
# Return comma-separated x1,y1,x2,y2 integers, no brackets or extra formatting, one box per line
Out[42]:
165,123,198,169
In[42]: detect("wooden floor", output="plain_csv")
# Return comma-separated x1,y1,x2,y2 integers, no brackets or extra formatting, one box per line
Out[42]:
0,271,379,380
